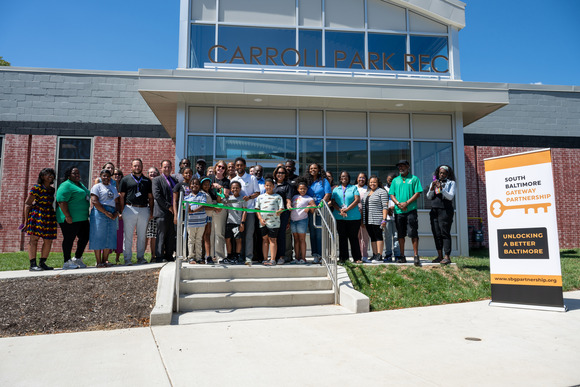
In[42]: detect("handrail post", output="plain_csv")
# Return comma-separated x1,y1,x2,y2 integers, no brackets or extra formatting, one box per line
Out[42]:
315,200,340,305
174,191,185,313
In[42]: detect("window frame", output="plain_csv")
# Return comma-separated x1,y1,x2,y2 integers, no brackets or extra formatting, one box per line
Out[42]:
55,136,94,190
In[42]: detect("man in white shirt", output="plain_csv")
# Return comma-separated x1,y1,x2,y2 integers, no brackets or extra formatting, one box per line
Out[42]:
231,157,260,265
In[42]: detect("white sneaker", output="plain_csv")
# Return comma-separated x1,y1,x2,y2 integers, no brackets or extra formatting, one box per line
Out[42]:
62,260,79,270
72,257,87,268
297,259,307,265
313,256,322,264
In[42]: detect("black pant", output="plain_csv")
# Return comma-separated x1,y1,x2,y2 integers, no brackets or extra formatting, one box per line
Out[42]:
276,211,290,260
155,214,176,261
430,207,454,255
336,219,361,263
59,220,90,262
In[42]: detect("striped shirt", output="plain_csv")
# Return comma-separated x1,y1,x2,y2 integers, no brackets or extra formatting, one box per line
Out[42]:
185,191,209,228
361,188,389,225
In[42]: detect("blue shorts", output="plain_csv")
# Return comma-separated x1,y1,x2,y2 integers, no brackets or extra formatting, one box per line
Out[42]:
290,218,308,234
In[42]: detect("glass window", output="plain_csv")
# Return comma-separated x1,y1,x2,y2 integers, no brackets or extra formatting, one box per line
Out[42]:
299,0,322,27
325,139,367,181
325,31,365,69
409,36,449,73
217,26,296,66
324,0,364,29
219,0,296,26
187,135,214,167
299,138,323,173
367,0,406,31
413,141,453,209
217,108,296,134
191,0,216,22
190,24,216,68
370,140,410,182
412,114,452,139
367,33,406,71
326,111,366,137
299,110,323,136
57,138,92,188
370,113,410,138
188,106,214,133
216,136,296,162
299,29,323,67
409,12,447,33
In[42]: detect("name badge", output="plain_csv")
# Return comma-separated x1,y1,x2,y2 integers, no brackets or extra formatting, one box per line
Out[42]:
135,192,142,197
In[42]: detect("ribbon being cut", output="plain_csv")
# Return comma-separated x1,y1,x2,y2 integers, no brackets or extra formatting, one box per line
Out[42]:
182,199,323,214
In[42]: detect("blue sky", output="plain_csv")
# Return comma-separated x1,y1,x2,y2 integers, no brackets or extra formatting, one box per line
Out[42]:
1,0,578,85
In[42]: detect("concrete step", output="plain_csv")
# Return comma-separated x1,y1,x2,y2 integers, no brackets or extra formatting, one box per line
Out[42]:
180,277,333,293
172,305,352,325
180,264,328,280
179,290,336,310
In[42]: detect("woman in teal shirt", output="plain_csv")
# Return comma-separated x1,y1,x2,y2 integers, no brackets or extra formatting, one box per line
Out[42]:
331,171,361,263
56,167,91,269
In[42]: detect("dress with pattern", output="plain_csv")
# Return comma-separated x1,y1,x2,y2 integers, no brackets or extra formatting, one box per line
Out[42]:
26,184,57,239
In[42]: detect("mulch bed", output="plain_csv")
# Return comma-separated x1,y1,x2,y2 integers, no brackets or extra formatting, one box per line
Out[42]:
0,269,160,338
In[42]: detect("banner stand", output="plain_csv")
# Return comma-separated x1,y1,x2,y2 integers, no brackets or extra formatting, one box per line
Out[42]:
489,301,567,313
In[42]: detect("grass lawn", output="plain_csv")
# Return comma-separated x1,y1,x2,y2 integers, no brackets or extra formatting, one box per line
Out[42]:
0,252,153,271
344,248,580,312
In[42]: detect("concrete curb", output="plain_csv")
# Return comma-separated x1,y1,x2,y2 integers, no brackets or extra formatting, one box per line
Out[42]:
337,265,370,313
150,262,176,326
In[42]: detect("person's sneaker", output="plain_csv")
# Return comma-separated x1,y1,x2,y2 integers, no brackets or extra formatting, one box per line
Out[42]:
313,256,322,264
29,265,43,272
297,259,307,265
395,256,407,263
362,256,372,264
245,258,252,266
72,257,87,268
206,256,215,265
383,255,393,263
124,259,133,266
414,255,422,267
39,262,54,270
432,257,443,263
277,258,285,265
62,260,79,270
371,254,382,263
136,258,148,265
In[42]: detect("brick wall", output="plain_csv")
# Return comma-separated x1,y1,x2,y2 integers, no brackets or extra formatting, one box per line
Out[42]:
464,146,580,249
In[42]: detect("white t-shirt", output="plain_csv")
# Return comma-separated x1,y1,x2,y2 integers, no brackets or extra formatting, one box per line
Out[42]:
90,182,119,207
231,172,260,208
291,194,314,221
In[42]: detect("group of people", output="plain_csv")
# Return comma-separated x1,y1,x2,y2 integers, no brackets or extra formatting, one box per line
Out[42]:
22,156,457,271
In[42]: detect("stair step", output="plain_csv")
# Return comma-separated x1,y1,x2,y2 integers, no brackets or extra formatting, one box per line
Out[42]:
180,264,328,280
179,290,335,310
181,277,332,293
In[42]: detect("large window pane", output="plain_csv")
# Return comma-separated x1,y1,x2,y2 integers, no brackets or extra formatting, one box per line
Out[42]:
191,0,216,22
370,140,410,183
217,26,296,66
367,0,406,31
368,33,406,71
325,139,367,181
217,108,296,134
219,0,295,26
413,141,453,209
57,161,90,188
299,138,323,174
216,137,296,163
409,36,449,73
325,31,365,69
190,24,216,68
324,0,364,29
58,138,91,160
187,135,214,167
299,29,323,67
299,0,322,27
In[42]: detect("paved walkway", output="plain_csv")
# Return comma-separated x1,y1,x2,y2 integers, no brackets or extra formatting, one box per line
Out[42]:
1,270,578,386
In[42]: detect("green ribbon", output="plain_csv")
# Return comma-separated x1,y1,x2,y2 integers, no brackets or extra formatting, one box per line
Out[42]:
182,200,323,214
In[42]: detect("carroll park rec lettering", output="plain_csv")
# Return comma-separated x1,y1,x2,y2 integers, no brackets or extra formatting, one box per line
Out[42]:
504,175,550,203
207,45,449,73
498,227,549,259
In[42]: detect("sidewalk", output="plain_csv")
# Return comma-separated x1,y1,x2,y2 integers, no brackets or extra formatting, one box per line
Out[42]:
1,289,579,386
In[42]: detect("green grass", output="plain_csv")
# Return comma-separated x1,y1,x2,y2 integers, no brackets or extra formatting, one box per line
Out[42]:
344,248,580,312
0,252,153,271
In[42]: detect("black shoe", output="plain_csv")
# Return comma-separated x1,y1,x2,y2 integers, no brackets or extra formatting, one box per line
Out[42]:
206,257,215,265
396,256,407,263
39,262,54,270
414,255,422,267
29,265,43,272
432,257,443,263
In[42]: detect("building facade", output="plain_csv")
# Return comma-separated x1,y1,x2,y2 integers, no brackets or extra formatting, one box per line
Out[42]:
1,0,578,255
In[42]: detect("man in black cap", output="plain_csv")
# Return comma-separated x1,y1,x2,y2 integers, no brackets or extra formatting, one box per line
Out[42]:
194,159,206,179
389,159,423,266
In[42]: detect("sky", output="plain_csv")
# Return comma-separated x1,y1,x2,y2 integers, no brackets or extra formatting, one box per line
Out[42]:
1,0,579,86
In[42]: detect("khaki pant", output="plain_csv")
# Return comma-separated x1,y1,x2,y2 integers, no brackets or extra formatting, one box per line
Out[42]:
187,226,205,260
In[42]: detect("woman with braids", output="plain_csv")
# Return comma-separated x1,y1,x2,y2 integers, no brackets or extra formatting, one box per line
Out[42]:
23,168,58,271
426,164,456,265
305,163,331,264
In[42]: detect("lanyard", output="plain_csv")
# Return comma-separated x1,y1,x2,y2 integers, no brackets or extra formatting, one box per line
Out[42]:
163,174,175,189
131,174,143,193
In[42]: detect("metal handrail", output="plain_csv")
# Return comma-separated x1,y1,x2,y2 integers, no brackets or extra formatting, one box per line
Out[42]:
174,191,187,312
314,200,339,305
